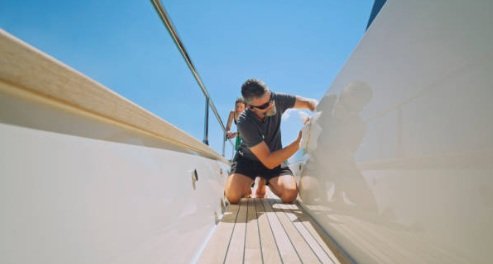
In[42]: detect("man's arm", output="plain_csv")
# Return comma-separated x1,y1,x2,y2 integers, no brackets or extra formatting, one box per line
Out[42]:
249,131,302,169
294,96,317,111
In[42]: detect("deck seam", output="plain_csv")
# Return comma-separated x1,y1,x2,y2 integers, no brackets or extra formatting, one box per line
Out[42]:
222,203,241,264
281,203,332,263
298,216,341,264
260,198,284,264
254,198,265,263
280,205,323,263
242,199,248,264
297,202,354,264
268,199,303,263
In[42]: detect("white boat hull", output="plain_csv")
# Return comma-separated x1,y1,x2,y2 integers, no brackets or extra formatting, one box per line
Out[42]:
0,30,229,264
298,0,493,263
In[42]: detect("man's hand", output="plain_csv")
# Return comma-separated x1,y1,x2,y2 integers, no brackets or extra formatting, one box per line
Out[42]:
226,131,237,139
303,116,311,125
294,97,318,111
307,99,318,111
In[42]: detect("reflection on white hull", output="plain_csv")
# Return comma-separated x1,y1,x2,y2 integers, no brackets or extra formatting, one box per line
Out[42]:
298,0,493,263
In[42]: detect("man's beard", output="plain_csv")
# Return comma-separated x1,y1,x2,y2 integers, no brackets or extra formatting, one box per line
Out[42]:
264,105,277,117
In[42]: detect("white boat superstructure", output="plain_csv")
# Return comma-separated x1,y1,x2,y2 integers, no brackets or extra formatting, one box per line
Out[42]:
0,30,230,263
298,0,493,263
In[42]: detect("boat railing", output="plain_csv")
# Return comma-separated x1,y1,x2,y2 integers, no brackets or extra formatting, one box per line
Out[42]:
151,0,234,158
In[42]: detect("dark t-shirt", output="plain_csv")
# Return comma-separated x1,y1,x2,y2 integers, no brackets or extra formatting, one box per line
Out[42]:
236,92,296,161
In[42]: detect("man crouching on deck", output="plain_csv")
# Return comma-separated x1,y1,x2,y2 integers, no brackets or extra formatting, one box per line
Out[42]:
224,79,317,204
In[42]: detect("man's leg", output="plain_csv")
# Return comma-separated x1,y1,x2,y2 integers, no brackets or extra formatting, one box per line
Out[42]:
254,177,266,198
268,175,298,203
225,173,254,204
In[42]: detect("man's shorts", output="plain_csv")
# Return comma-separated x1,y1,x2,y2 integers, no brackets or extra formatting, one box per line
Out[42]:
230,153,293,184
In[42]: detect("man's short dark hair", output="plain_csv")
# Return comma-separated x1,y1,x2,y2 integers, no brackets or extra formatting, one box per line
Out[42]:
241,79,269,103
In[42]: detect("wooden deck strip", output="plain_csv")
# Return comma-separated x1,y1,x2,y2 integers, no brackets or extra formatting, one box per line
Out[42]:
224,199,248,263
296,205,353,264
197,204,240,264
278,203,337,264
268,199,321,263
262,198,302,263
198,196,348,264
255,198,282,264
244,199,262,263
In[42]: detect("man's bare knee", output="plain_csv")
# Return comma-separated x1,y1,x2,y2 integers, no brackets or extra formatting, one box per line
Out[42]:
280,189,298,204
225,189,242,204
224,173,252,204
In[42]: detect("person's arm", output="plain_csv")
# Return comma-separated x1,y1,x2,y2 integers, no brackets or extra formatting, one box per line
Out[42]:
249,131,302,169
226,111,234,131
294,96,318,111
225,111,236,139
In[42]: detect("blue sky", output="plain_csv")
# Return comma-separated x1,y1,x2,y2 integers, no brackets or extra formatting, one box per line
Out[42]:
1,0,373,157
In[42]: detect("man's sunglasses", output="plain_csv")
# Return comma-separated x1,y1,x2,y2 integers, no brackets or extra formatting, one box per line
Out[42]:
249,93,273,110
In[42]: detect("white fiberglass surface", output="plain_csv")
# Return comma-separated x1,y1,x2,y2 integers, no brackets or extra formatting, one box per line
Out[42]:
0,123,227,264
1,30,229,263
298,0,493,263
